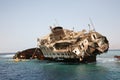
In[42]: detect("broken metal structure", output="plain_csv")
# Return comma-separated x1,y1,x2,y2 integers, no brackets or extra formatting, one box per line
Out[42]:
36,26,109,63
13,25,109,63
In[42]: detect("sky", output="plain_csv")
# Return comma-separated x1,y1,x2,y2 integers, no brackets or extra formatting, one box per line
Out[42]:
0,0,120,53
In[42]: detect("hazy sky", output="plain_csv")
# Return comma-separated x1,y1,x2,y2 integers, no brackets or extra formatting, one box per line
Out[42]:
0,0,120,52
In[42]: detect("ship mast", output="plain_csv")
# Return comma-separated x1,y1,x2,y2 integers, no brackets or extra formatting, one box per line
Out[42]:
89,18,96,31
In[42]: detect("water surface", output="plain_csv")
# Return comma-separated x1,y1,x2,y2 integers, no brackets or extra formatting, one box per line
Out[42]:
0,50,120,80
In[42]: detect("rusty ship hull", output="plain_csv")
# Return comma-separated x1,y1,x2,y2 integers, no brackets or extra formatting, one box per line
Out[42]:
13,26,109,63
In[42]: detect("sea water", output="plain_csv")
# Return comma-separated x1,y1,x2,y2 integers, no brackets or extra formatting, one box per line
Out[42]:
0,50,120,80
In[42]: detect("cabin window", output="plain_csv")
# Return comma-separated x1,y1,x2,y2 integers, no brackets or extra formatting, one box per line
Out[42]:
82,43,84,47
79,45,82,49
74,51,77,53
93,34,96,39
68,53,70,55
84,39,88,45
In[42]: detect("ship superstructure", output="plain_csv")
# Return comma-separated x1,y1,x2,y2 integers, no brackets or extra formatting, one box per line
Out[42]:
37,26,109,62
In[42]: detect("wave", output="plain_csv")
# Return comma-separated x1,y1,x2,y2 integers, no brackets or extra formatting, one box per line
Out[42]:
0,54,14,58
97,57,120,63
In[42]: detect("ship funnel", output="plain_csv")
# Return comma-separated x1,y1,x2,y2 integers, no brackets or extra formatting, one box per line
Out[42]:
50,26,65,40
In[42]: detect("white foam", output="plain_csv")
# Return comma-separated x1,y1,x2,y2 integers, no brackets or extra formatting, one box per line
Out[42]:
97,57,119,63
0,54,14,58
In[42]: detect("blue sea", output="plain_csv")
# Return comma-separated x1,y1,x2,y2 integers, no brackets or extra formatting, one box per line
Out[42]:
0,50,120,80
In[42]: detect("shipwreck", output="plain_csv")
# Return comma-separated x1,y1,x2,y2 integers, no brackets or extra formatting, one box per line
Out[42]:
13,25,109,63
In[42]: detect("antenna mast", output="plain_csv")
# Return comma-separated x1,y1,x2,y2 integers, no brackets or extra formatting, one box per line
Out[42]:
89,18,96,31
88,24,91,32
54,19,59,26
